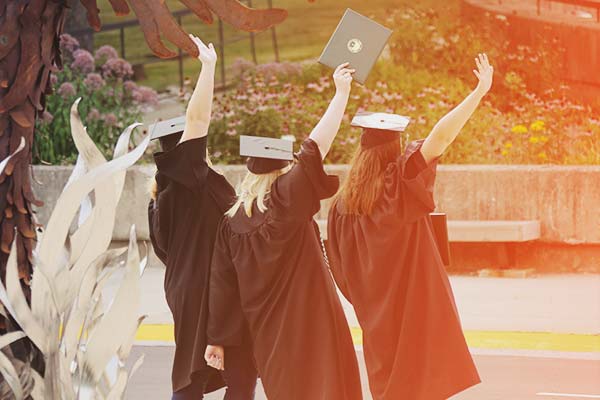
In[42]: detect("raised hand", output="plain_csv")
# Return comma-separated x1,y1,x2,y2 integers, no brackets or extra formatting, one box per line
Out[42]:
473,53,494,96
333,62,355,96
189,34,218,66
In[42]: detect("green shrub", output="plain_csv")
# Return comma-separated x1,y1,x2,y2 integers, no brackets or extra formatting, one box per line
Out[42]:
34,35,157,164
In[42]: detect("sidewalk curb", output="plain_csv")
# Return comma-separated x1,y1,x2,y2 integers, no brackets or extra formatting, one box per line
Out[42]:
135,325,600,353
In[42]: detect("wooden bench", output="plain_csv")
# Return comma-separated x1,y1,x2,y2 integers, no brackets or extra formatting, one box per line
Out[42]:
316,219,541,267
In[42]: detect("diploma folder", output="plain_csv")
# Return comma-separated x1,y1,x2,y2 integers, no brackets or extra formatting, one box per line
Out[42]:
318,9,393,85
430,213,451,267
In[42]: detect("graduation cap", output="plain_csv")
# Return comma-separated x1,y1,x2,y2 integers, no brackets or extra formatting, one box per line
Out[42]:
240,135,294,174
148,116,186,152
319,9,393,84
351,111,411,149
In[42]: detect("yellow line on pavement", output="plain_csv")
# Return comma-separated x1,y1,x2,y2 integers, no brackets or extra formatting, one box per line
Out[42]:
136,325,600,353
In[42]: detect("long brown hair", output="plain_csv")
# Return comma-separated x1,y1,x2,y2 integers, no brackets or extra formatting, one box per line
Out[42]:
335,138,401,215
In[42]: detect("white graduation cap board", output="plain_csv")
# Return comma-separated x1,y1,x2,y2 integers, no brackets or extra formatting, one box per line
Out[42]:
351,112,411,132
319,9,393,84
240,135,294,160
149,115,186,140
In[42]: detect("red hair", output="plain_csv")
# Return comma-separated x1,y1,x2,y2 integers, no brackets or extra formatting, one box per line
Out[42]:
335,138,401,215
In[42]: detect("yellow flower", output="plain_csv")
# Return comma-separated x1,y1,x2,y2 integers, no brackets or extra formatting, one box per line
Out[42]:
511,124,528,134
529,136,539,144
501,149,509,156
530,120,545,132
504,141,513,148
537,151,548,160
539,135,549,143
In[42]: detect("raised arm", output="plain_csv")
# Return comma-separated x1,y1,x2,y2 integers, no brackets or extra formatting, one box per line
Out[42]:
309,63,354,159
179,34,218,143
420,53,494,163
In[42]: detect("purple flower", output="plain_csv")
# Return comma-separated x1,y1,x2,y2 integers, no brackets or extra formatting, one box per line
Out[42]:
135,86,158,107
71,49,95,74
103,113,118,127
83,73,105,90
39,111,54,125
59,34,80,55
49,74,58,86
102,58,133,79
87,108,101,121
123,80,138,93
94,45,119,62
57,82,76,99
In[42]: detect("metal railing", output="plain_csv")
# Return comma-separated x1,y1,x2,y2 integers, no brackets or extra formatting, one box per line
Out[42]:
69,0,281,89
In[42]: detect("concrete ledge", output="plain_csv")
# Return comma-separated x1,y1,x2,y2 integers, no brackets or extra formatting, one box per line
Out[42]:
448,220,541,242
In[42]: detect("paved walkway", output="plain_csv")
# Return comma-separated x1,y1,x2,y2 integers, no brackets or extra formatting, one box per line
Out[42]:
105,268,600,335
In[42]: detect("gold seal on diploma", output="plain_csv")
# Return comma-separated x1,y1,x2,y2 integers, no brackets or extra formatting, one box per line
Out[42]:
347,38,363,53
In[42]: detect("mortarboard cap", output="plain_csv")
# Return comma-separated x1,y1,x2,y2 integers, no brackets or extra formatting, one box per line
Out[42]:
240,135,294,174
352,111,411,149
319,9,393,85
149,116,186,152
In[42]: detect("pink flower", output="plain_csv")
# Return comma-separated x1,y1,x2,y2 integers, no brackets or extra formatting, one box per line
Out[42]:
87,108,101,121
57,82,76,99
103,113,118,127
123,80,138,93
135,86,158,106
71,49,95,74
94,45,119,62
59,34,80,55
102,58,133,79
49,74,58,86
83,73,105,90
39,111,54,125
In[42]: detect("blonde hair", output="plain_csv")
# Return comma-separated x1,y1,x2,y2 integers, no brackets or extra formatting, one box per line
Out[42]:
226,165,291,218
150,147,213,200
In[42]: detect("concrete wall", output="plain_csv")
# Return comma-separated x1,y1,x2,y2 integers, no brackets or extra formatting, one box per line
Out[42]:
31,164,600,273
461,0,600,102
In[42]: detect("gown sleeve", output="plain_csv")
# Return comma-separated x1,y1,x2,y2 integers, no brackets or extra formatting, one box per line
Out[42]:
269,139,339,222
153,136,210,195
148,199,167,265
383,139,438,222
207,221,246,347
326,206,352,303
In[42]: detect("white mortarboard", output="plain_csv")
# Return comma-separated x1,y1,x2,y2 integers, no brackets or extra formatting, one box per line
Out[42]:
149,116,186,141
240,135,294,174
351,112,411,132
319,9,393,84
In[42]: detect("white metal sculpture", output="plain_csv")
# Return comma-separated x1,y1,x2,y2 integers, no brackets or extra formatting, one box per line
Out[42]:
0,98,150,399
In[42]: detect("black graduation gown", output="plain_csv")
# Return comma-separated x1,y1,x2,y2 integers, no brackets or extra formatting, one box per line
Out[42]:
207,139,363,400
148,137,235,393
327,140,481,400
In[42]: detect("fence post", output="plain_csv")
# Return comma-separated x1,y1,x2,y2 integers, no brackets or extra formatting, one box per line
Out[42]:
119,26,125,59
267,0,280,62
248,0,258,64
177,15,184,90
218,18,226,87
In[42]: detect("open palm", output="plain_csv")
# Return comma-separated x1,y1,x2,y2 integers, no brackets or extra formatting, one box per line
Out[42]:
473,53,494,96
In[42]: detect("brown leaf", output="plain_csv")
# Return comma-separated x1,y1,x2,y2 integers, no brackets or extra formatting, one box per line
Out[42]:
1,218,14,253
79,0,102,31
108,0,130,16
127,0,177,58
16,213,34,238
203,0,288,32
179,0,213,24
4,206,12,219
9,105,34,128
145,0,198,57
0,1,23,59
40,1,61,71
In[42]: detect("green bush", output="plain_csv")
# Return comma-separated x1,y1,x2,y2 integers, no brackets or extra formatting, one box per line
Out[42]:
34,35,157,164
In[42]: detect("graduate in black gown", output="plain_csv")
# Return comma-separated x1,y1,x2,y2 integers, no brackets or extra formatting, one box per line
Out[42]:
148,35,258,400
205,63,363,400
327,54,494,400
